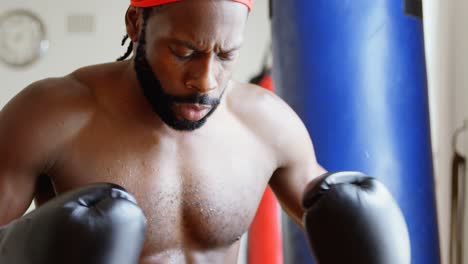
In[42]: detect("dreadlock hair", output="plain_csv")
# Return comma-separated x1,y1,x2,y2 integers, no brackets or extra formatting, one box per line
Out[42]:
117,7,159,61
117,34,133,61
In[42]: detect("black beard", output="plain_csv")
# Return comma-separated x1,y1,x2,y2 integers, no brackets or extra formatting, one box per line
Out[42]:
133,32,224,131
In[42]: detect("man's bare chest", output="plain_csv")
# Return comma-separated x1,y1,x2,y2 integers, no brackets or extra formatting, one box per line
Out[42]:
47,122,277,250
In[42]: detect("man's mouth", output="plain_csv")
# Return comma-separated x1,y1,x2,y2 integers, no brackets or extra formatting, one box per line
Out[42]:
174,103,212,121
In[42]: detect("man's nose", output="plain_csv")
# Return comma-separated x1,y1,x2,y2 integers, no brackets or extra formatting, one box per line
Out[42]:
186,57,218,93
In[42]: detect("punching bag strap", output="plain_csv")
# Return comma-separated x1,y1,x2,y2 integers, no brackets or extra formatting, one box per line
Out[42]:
405,0,423,19
269,0,273,19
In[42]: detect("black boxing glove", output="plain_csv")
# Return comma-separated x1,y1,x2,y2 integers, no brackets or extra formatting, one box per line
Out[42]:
0,183,147,264
302,171,410,264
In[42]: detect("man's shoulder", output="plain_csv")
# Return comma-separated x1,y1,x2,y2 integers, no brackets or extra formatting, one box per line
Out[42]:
229,81,297,122
0,61,128,173
71,61,126,87
227,81,303,147
0,70,99,156
228,81,284,117
6,73,96,118
6,61,126,116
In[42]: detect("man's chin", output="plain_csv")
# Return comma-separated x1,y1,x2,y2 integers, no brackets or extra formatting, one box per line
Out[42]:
159,104,216,131
164,118,208,131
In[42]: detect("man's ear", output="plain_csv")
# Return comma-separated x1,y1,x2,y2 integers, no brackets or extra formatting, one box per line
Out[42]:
125,6,142,42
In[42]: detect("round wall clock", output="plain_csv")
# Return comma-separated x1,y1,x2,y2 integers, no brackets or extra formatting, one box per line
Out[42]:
0,9,49,68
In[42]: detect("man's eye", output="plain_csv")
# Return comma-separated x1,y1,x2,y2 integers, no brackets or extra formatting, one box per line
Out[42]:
175,52,193,60
218,52,235,61
170,47,194,60
178,52,194,59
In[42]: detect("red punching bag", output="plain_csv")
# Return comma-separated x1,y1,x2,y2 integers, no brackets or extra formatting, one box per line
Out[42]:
247,69,283,264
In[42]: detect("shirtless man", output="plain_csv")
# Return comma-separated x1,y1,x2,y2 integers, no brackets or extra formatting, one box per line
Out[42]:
0,0,410,263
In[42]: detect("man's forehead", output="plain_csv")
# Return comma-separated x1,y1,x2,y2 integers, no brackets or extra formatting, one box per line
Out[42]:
169,37,243,52
130,0,254,11
146,1,247,38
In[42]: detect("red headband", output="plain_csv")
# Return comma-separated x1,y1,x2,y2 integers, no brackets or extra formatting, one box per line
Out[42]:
130,0,253,10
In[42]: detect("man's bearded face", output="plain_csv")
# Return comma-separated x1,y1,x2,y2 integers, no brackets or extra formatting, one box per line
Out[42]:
131,2,247,131
133,30,225,131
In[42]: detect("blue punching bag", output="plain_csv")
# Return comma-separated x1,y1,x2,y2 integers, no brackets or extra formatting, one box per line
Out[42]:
271,1,440,264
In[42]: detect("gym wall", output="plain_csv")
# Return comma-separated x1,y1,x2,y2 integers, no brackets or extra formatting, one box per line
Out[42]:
450,0,468,262
425,0,468,263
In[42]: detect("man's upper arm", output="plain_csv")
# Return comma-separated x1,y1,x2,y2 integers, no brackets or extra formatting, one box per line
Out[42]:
0,80,72,225
266,95,326,227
